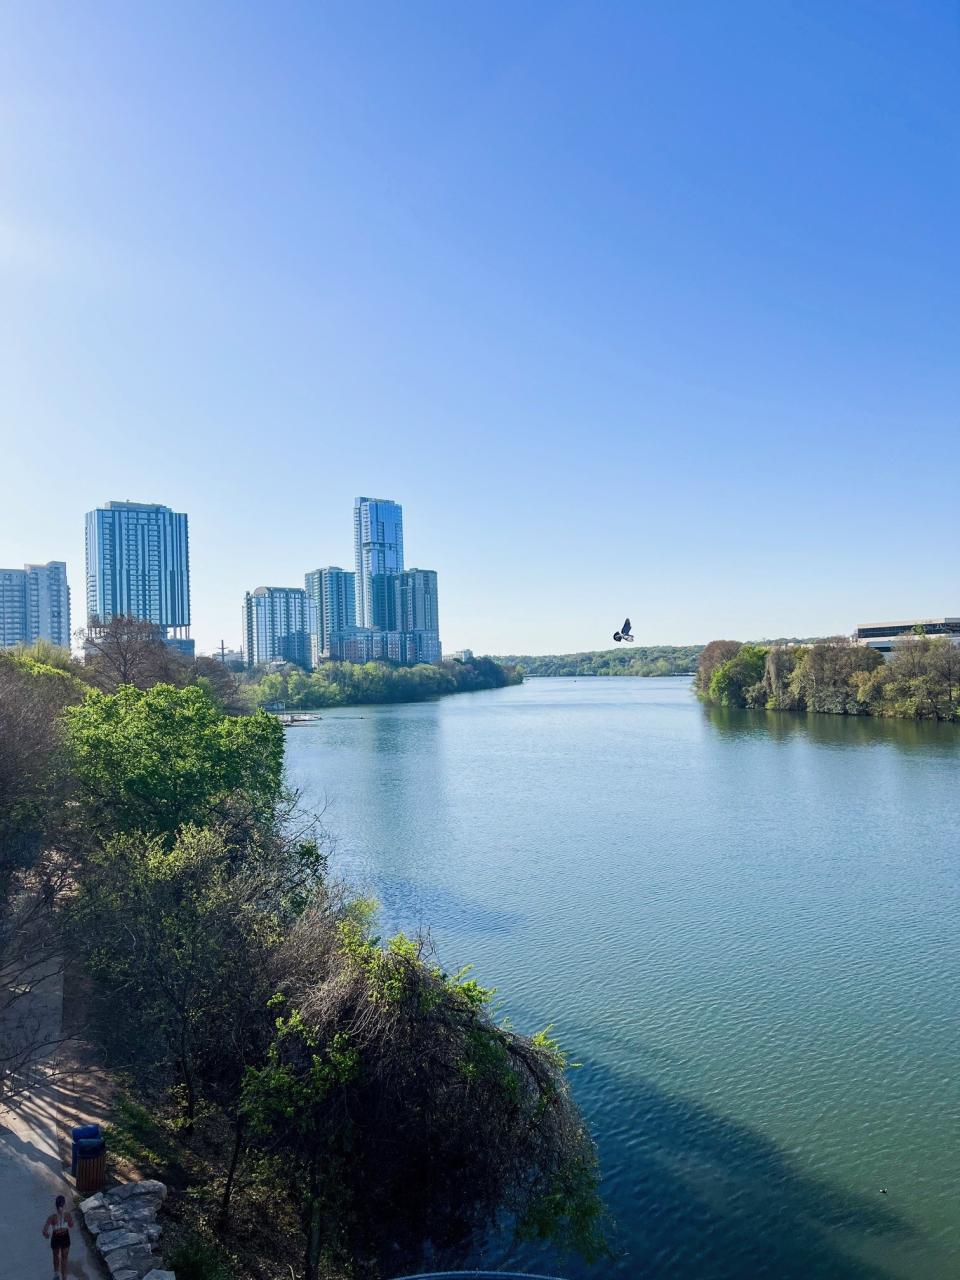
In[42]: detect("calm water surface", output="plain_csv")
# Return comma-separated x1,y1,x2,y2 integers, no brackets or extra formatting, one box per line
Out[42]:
285,677,960,1280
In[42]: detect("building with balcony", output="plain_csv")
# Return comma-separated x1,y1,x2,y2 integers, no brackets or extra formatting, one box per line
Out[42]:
305,566,356,662
0,561,71,649
243,586,313,668
85,501,191,649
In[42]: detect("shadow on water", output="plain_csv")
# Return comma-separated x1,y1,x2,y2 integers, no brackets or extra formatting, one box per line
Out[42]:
701,703,960,755
481,1059,910,1280
355,873,526,940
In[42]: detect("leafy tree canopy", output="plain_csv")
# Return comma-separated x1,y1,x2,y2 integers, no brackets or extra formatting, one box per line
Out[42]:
65,683,284,842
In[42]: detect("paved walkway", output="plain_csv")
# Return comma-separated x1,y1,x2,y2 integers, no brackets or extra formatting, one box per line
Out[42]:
0,935,103,1280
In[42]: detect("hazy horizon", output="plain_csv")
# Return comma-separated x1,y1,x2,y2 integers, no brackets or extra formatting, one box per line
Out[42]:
2,3,957,655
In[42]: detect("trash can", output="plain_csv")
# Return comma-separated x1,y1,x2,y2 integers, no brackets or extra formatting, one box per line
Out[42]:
75,1136,107,1196
71,1124,101,1175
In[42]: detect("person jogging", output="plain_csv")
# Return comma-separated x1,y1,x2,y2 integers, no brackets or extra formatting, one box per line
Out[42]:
42,1194,74,1280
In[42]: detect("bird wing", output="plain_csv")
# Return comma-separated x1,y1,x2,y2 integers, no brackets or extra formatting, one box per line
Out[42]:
622,618,631,634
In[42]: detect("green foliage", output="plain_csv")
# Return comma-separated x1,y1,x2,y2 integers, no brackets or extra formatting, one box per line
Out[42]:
700,635,960,721
42,658,604,1280
500,646,702,678
68,823,289,1131
241,655,520,710
103,1094,183,1175
0,648,85,883
237,904,607,1276
167,1233,233,1280
707,644,768,708
65,683,284,841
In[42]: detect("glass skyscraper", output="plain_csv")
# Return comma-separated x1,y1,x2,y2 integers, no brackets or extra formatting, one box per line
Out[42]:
304,566,356,658
242,586,312,668
0,561,71,649
353,497,404,629
85,501,191,640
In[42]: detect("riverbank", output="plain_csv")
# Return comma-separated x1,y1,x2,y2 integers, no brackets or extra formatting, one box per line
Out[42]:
240,654,521,710
495,646,701,678
696,635,960,721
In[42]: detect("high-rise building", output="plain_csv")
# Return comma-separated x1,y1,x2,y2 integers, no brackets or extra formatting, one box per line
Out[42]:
397,569,439,634
243,587,312,668
85,501,191,644
397,568,441,663
305,567,356,660
0,561,71,649
353,497,404,628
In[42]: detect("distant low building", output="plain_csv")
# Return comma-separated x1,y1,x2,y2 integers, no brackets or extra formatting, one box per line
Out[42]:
324,626,368,663
854,618,960,654
448,648,474,663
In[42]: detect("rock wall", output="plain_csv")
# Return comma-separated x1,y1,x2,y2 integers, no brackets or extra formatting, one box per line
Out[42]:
78,1179,175,1280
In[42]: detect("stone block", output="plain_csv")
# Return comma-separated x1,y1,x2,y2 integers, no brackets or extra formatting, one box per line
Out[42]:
110,1178,167,1201
82,1207,118,1234
79,1191,106,1213
98,1228,149,1254
105,1243,156,1277
142,1272,176,1280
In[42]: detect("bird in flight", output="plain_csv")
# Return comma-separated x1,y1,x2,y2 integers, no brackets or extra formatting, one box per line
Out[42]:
613,617,634,643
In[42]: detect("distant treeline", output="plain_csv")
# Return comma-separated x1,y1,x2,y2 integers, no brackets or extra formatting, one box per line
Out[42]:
242,655,521,709
697,635,960,721
497,646,702,678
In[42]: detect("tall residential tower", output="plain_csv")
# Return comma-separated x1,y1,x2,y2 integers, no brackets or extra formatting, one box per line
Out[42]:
242,586,312,668
85,501,191,646
0,561,71,649
304,566,356,660
353,497,404,629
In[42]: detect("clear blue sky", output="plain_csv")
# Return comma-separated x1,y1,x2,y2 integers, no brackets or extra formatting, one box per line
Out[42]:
1,2,957,655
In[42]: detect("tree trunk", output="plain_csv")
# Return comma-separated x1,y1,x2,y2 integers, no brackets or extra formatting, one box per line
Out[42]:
219,1120,244,1225
178,1032,196,1135
303,1157,323,1280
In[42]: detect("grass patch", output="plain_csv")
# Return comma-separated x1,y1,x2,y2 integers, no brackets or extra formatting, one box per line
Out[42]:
167,1231,234,1280
103,1092,183,1178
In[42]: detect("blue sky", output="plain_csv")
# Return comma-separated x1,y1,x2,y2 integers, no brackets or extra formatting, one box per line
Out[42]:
1,1,957,655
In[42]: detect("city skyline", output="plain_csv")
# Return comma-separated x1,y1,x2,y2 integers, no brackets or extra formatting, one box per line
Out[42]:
1,4,957,654
241,495,441,668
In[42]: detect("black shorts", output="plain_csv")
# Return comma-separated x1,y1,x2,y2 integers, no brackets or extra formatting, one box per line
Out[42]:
51,1229,70,1251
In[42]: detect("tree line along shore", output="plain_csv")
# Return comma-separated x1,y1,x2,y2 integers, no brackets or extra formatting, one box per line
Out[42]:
0,631,605,1280
73,615,522,714
697,634,960,721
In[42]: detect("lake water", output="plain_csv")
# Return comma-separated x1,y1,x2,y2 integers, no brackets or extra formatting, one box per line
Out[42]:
284,676,960,1280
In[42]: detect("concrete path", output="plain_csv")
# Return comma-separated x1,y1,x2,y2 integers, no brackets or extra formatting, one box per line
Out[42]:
0,945,104,1280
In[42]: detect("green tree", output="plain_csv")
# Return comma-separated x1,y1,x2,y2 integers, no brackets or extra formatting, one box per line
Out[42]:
695,641,742,695
65,683,284,844
0,650,84,884
242,911,607,1280
70,825,280,1131
707,645,768,708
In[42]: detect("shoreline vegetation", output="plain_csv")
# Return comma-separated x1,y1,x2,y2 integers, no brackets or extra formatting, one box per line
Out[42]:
241,653,521,711
0,632,605,1280
697,634,960,722
498,646,702,678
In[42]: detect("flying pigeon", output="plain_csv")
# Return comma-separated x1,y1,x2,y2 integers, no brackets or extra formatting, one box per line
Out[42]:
613,617,634,643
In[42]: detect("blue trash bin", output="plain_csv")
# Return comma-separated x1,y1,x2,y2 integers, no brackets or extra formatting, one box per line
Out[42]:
71,1124,101,1175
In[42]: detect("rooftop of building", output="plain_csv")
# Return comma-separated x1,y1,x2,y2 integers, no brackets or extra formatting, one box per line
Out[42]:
101,500,178,511
855,617,960,630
